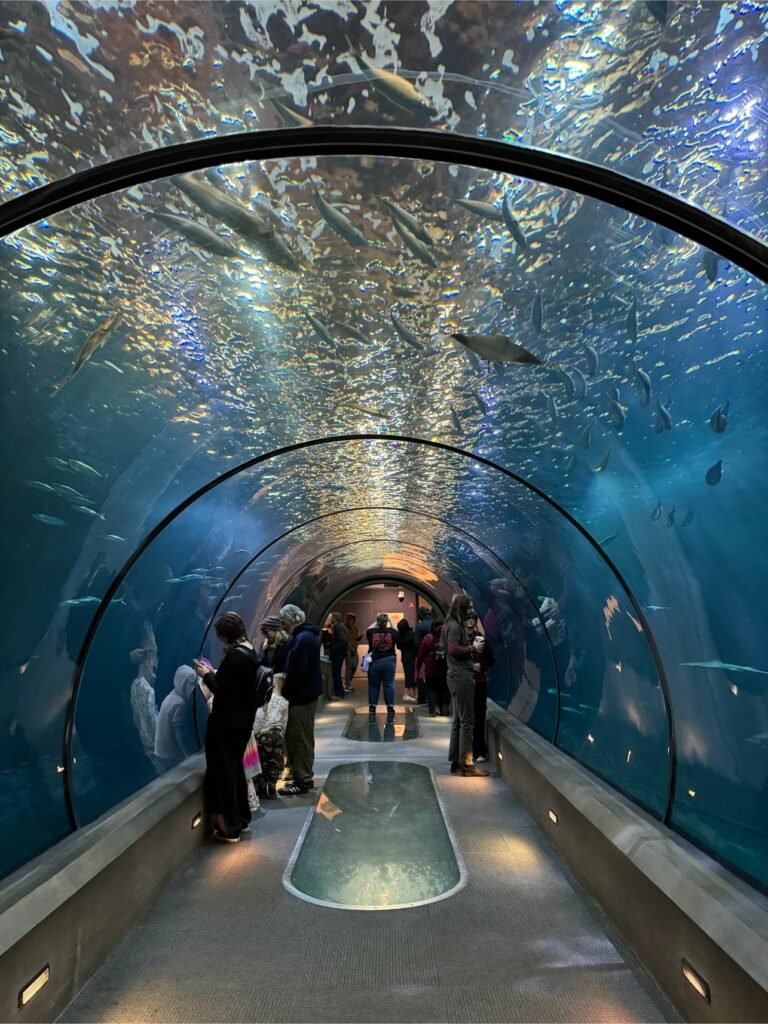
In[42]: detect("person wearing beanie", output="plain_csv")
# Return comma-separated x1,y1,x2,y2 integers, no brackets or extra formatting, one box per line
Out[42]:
259,615,288,672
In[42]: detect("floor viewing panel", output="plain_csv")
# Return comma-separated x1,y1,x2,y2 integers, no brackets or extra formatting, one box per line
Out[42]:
284,761,464,910
342,706,422,742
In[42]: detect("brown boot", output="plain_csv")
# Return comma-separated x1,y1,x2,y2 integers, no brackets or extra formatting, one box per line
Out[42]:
460,763,490,778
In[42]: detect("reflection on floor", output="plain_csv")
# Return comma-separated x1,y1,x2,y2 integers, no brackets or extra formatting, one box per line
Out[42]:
286,761,462,909
342,706,422,742
60,678,678,1024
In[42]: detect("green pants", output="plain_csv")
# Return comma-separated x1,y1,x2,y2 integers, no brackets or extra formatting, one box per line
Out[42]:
285,700,318,787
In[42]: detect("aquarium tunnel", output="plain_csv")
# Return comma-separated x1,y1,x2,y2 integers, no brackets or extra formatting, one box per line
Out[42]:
1,1,768,1019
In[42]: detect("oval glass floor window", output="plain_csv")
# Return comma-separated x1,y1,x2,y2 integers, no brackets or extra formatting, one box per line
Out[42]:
284,761,466,910
342,707,422,742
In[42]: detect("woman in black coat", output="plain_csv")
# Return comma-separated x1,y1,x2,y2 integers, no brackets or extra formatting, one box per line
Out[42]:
396,618,419,702
194,612,270,843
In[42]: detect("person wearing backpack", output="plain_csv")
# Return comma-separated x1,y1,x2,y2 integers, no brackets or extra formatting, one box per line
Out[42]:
366,612,399,717
416,619,450,717
193,612,271,842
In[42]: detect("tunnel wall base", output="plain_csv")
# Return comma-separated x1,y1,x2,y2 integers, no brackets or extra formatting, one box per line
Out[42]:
0,757,206,1024
485,706,768,1023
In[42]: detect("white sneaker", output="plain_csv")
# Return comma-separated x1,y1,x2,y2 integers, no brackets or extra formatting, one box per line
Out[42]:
475,756,488,763
403,695,416,702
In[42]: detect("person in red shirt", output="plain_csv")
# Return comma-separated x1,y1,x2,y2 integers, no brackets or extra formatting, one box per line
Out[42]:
366,612,398,717
415,619,450,717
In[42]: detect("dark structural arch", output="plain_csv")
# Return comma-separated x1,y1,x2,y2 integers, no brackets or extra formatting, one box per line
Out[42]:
1,127,767,285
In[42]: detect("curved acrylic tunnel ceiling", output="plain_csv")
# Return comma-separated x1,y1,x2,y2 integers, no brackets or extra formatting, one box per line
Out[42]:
0,1,766,242
0,144,767,888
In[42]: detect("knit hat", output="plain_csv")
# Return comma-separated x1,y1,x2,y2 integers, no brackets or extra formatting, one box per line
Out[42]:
260,615,281,632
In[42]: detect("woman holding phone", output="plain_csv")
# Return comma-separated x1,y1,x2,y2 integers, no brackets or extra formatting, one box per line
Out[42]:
194,612,269,843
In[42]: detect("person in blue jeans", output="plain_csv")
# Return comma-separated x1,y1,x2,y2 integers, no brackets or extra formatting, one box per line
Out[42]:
366,612,398,718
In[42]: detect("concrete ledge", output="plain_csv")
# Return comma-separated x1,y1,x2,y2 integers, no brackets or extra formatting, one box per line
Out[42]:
0,756,206,1023
486,706,768,1023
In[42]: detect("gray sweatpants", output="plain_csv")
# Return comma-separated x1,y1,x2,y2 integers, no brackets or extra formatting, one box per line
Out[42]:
285,700,318,786
447,676,476,766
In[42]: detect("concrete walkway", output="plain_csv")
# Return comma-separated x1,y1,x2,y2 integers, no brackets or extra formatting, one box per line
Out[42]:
60,685,677,1023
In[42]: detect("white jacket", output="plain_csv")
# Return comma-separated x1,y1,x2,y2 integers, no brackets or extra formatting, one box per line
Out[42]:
253,693,289,737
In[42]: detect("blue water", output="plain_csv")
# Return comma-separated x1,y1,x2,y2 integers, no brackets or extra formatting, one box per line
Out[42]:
0,4,767,894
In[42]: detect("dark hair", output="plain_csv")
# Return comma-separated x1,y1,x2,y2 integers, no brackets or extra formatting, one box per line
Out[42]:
431,618,444,637
214,611,248,645
344,612,357,625
446,594,473,627
397,618,411,633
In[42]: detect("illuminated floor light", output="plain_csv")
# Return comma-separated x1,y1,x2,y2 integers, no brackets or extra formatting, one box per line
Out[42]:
682,959,710,1002
191,812,203,829
587,733,595,743
626,750,632,763
548,808,559,825
688,789,696,798
497,751,503,760
18,966,49,1007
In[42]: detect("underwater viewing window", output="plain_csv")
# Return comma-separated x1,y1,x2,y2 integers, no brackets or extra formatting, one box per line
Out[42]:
1,67,767,892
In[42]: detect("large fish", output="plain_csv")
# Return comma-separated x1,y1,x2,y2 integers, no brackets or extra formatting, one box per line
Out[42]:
348,41,437,118
52,310,123,393
571,366,588,401
391,314,433,353
531,291,543,335
607,399,625,431
393,218,437,267
451,333,541,364
453,198,504,222
626,296,638,342
381,199,431,246
314,193,369,247
583,343,599,376
502,194,529,249
635,366,652,407
173,174,299,271
594,449,612,473
710,400,729,433
654,398,672,433
173,174,272,241
151,211,241,258
666,506,676,527
651,499,662,521
334,320,371,346
705,459,723,486
68,459,103,479
304,312,334,344
270,97,313,127
681,510,694,527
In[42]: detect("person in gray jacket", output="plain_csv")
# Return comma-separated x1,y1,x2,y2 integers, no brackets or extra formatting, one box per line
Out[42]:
443,594,489,778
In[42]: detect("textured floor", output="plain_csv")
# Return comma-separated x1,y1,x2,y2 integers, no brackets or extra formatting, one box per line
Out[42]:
59,682,678,1024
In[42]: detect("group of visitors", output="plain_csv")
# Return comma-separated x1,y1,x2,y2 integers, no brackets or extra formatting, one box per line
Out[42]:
193,604,322,843
190,592,496,842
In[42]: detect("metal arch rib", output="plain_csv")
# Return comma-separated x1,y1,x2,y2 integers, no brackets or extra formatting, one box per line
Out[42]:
63,434,670,827
0,126,766,282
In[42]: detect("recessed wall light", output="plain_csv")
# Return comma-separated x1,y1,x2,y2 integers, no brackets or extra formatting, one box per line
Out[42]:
191,812,202,829
18,965,49,1007
497,751,503,761
548,808,559,825
682,959,710,1002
